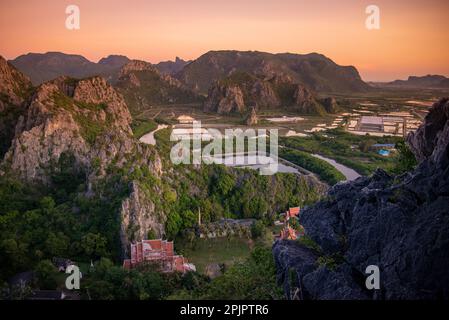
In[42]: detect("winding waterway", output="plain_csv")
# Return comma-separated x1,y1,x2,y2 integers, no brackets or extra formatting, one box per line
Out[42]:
311,154,361,181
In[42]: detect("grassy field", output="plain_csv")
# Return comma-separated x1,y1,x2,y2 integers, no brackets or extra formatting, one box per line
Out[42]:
280,128,403,176
175,237,253,274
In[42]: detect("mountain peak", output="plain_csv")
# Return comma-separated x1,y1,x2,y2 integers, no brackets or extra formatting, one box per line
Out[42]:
98,55,130,67
176,50,369,94
154,56,191,75
9,52,131,85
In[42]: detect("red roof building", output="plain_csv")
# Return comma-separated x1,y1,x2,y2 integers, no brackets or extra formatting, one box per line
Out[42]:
277,206,305,241
123,239,195,273
287,207,300,219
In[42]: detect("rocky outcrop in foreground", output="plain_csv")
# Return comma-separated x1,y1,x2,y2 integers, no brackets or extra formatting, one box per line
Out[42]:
273,98,449,300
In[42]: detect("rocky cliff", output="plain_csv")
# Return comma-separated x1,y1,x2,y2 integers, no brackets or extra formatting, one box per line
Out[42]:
273,98,449,299
0,56,33,158
2,76,133,182
203,72,331,115
204,82,246,114
292,85,326,115
0,65,167,257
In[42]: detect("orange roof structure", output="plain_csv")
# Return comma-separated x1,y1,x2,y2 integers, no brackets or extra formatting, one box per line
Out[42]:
123,239,195,273
288,207,300,218
277,206,304,241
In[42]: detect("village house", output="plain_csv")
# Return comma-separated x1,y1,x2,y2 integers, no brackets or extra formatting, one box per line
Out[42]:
123,239,196,273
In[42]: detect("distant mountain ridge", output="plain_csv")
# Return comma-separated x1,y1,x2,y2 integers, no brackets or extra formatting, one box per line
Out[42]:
386,74,449,88
154,57,191,75
9,52,195,86
10,50,370,95
9,52,131,85
175,50,370,94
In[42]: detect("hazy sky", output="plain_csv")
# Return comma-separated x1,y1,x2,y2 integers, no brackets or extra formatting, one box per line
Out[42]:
1,0,448,81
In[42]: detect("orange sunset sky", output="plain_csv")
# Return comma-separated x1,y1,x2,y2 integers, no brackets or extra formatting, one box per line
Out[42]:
0,0,448,81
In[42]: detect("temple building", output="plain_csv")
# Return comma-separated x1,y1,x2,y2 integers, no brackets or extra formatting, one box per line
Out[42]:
123,239,196,273
278,207,304,240
280,207,300,221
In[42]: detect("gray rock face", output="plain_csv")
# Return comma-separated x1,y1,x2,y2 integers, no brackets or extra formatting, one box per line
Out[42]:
0,56,32,157
273,98,449,300
120,181,166,256
321,97,339,114
292,85,325,115
204,83,245,114
2,76,134,182
407,97,449,164
0,55,31,106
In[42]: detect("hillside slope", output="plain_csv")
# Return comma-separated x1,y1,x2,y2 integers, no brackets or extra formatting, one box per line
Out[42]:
0,56,33,157
115,60,201,114
9,52,130,85
203,71,338,115
0,68,167,257
176,50,370,94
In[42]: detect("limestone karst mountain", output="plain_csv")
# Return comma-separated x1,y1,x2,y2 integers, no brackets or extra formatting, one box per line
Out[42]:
176,50,370,95
0,59,326,265
203,71,334,115
0,62,167,255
